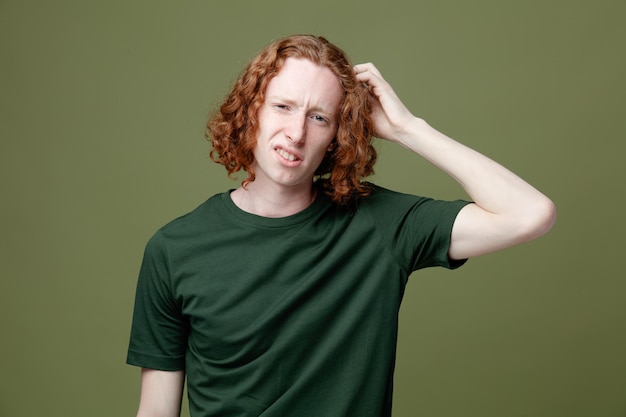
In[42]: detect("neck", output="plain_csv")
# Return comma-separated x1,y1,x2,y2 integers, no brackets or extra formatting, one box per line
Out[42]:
231,181,318,218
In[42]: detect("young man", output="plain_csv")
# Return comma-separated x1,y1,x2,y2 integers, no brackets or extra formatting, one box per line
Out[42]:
127,35,556,417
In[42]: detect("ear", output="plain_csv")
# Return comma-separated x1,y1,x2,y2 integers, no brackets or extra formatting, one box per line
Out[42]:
327,139,337,152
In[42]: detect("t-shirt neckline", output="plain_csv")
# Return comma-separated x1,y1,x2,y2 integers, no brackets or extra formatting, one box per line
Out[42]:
219,189,330,228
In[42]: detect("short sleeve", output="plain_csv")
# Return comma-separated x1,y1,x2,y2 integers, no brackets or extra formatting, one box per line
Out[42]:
404,198,470,271
362,185,471,274
126,231,188,371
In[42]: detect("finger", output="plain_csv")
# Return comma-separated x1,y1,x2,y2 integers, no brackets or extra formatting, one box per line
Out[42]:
355,70,389,98
353,62,383,78
354,67,382,86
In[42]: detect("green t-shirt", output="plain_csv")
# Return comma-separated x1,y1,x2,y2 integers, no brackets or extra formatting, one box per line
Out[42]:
127,184,469,417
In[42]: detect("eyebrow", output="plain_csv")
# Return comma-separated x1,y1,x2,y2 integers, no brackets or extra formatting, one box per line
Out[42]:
266,95,336,117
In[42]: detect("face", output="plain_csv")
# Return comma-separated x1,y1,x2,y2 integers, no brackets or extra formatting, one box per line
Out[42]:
251,57,343,193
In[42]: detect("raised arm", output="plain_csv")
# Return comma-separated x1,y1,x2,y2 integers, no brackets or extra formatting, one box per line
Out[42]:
354,63,556,260
136,369,185,417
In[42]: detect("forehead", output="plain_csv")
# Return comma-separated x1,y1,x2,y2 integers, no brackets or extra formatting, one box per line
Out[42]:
265,57,343,114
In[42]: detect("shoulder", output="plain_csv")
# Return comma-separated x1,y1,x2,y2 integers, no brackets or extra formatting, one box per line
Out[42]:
358,183,432,213
146,192,227,246
358,183,471,226
161,193,224,229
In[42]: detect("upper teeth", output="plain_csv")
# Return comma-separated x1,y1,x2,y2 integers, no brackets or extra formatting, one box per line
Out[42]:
277,149,297,161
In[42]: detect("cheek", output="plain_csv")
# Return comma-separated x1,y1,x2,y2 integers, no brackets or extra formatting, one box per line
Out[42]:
254,121,275,148
255,108,278,136
311,138,335,163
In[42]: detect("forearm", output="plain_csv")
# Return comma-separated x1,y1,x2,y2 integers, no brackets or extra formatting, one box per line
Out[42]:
397,118,552,217
136,369,184,417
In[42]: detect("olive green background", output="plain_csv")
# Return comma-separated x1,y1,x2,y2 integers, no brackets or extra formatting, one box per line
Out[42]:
1,1,624,416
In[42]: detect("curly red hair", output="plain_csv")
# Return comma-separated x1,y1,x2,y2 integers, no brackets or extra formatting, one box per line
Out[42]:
206,34,376,205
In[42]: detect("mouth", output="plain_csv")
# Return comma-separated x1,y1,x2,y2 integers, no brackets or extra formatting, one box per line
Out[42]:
275,147,301,162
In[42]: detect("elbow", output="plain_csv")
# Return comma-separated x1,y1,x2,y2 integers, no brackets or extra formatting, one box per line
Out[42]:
536,197,557,236
519,197,557,242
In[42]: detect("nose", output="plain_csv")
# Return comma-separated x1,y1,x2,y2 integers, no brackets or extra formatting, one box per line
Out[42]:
285,114,306,144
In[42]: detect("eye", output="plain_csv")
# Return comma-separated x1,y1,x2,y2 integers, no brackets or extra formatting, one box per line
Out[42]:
274,104,290,111
311,114,328,124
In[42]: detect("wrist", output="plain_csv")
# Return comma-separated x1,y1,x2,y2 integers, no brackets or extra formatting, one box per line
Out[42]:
394,117,431,149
